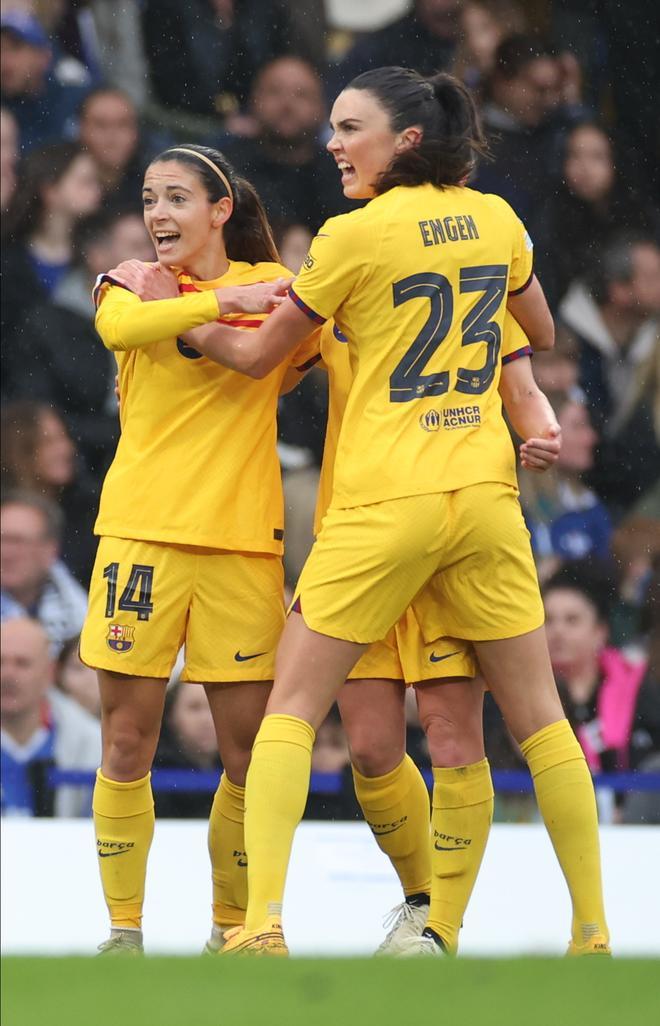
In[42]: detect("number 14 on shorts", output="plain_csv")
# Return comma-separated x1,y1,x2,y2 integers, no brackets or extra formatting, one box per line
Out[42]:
103,562,155,621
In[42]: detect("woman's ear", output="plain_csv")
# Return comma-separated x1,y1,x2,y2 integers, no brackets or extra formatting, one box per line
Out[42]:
395,126,423,153
211,196,233,227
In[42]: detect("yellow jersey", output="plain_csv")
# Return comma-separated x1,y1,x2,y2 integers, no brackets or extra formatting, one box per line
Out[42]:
314,315,533,534
94,260,320,553
291,184,534,508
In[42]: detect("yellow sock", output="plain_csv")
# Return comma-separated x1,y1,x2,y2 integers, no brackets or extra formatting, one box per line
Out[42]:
93,770,154,929
352,755,431,897
521,718,609,946
427,759,494,953
244,713,315,931
208,773,247,930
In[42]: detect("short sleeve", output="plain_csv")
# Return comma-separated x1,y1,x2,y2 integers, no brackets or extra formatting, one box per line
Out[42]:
508,217,534,295
501,312,532,363
289,213,369,324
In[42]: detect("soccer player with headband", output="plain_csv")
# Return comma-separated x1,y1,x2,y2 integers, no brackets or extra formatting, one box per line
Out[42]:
80,143,319,955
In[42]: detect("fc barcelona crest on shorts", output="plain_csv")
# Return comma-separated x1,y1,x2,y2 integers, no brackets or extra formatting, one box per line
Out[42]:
106,624,135,652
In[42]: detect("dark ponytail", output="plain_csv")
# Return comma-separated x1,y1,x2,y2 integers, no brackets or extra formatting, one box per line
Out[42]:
149,144,280,265
346,68,488,193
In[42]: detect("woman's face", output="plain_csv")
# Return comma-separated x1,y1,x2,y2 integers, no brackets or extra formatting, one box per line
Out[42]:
48,154,102,217
142,160,231,269
327,88,415,200
34,410,76,487
544,588,607,671
557,401,598,474
564,126,614,203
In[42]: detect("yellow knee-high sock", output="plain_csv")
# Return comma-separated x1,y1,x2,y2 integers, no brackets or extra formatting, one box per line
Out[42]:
93,770,154,930
353,755,431,898
427,759,494,953
521,718,609,946
244,713,315,931
208,773,247,930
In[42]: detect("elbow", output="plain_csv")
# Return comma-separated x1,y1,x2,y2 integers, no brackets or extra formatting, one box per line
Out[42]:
534,318,555,352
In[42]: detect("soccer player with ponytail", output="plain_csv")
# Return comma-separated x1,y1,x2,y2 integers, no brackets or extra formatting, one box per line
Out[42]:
80,145,317,954
185,72,610,958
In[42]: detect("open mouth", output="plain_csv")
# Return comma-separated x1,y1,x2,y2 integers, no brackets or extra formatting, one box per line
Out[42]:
337,160,356,184
154,231,180,252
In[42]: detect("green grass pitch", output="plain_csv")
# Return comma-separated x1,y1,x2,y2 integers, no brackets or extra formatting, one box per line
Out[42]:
3,957,658,1026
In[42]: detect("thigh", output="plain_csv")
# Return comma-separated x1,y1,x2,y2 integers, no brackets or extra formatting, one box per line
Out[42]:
474,626,565,744
204,681,271,785
413,483,545,644
293,493,451,644
184,552,285,683
268,611,366,729
81,537,191,679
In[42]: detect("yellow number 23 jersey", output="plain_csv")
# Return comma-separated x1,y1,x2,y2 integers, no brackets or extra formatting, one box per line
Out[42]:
290,184,534,509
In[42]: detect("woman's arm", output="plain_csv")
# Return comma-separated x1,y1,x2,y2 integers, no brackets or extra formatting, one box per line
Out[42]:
182,296,316,378
499,355,561,472
96,287,220,352
506,275,555,352
95,262,292,353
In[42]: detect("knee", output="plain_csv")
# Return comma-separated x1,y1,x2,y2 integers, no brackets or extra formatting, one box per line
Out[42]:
347,725,404,777
422,711,484,768
221,748,251,788
103,718,158,780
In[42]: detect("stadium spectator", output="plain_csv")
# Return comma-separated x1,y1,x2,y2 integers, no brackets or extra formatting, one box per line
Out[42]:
610,481,660,648
77,88,146,206
0,492,87,655
142,0,296,121
625,557,660,824
1,142,101,345
40,0,150,110
544,564,646,779
519,390,612,581
223,56,350,229
0,105,19,211
334,0,463,90
1,403,99,584
153,683,221,819
55,636,101,719
558,234,660,514
452,0,526,93
474,34,585,222
0,9,89,153
531,122,660,310
4,206,152,474
1,617,100,816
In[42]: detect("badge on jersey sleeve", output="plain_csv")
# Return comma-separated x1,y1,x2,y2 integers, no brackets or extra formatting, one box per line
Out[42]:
106,624,135,652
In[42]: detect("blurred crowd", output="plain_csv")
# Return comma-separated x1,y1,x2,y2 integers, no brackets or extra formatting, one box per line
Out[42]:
1,0,658,823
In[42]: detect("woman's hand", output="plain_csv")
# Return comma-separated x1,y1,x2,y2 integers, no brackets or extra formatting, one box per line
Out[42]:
215,278,293,314
519,424,561,472
107,260,180,301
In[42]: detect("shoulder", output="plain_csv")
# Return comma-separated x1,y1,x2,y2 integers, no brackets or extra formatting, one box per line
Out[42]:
249,260,295,281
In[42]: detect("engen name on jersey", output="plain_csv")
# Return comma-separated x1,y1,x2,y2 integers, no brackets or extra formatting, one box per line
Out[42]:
418,214,480,246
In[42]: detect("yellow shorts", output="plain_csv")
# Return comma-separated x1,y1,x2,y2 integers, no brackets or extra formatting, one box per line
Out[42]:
294,482,544,645
348,607,476,683
80,537,284,681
